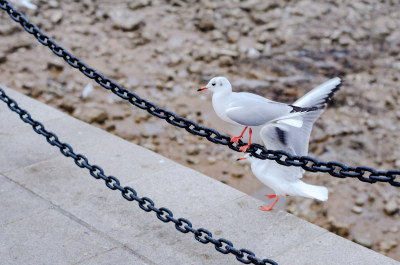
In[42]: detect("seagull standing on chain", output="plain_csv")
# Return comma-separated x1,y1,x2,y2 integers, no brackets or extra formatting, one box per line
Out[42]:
237,77,341,210
198,77,340,152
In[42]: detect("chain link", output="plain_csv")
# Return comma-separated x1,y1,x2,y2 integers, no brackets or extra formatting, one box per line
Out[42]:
1,0,399,187
0,86,278,264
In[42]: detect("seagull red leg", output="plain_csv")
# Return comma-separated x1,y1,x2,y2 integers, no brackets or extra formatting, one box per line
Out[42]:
230,126,248,144
265,194,276,199
239,128,252,152
260,196,279,211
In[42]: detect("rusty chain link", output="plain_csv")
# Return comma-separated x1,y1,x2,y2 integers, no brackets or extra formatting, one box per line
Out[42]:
0,0,399,187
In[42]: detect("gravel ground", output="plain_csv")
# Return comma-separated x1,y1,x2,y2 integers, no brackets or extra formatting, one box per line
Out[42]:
1,0,400,260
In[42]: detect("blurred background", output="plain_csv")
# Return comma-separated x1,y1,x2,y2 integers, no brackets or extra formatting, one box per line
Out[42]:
1,0,399,260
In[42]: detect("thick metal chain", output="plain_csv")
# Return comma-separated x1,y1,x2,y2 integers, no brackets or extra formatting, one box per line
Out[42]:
0,0,399,187
0,86,278,265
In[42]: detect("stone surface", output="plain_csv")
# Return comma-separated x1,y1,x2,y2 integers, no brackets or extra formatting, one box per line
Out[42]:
5,133,178,207
0,113,116,173
0,209,118,265
1,88,399,264
0,174,50,226
275,232,399,265
78,247,154,265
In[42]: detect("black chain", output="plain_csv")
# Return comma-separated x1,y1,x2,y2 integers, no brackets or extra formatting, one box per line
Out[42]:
1,0,399,187
0,86,277,265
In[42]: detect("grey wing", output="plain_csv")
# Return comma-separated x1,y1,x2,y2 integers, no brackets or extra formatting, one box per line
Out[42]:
225,92,292,126
279,109,324,157
260,109,324,178
260,122,297,155
260,122,305,181
293,77,341,108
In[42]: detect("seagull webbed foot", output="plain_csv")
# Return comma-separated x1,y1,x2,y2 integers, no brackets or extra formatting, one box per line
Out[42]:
260,195,279,211
260,205,274,211
230,135,243,144
239,144,251,152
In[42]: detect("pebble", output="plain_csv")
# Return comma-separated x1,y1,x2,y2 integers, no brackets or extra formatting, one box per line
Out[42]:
329,218,350,237
186,157,198,165
352,233,372,248
74,107,108,123
394,159,400,168
50,11,63,24
247,48,260,59
81,83,93,99
207,156,217,164
0,51,6,64
168,54,182,66
258,31,271,44
108,10,144,31
227,30,240,43
384,199,399,216
211,30,224,40
287,199,317,222
373,16,397,36
143,143,157,152
48,0,59,8
379,240,398,252
187,62,203,74
231,173,244,179
186,144,200,155
128,0,151,10
197,13,214,31
47,58,64,71
352,206,363,214
355,193,368,206
216,48,239,57
165,81,174,90
250,12,269,24
339,35,355,46
218,55,234,67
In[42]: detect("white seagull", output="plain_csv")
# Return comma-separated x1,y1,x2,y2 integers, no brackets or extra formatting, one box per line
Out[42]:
198,77,341,152
237,77,341,210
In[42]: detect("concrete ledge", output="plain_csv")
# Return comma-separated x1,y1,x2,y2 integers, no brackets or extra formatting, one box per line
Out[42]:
1,86,399,265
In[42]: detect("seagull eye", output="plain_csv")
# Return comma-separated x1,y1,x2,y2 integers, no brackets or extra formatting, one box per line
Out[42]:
212,82,216,86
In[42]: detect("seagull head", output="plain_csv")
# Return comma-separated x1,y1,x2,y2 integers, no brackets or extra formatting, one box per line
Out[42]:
198,77,232,93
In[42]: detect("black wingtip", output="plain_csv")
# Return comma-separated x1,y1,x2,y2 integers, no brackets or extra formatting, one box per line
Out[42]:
323,78,342,105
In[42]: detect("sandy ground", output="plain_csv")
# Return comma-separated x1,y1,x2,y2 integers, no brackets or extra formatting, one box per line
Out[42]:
1,0,400,260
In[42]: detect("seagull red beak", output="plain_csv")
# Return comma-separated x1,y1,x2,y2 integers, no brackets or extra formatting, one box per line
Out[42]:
236,157,247,161
197,87,208,92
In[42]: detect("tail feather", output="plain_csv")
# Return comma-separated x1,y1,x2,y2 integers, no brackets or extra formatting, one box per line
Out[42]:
293,77,341,109
292,181,328,201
